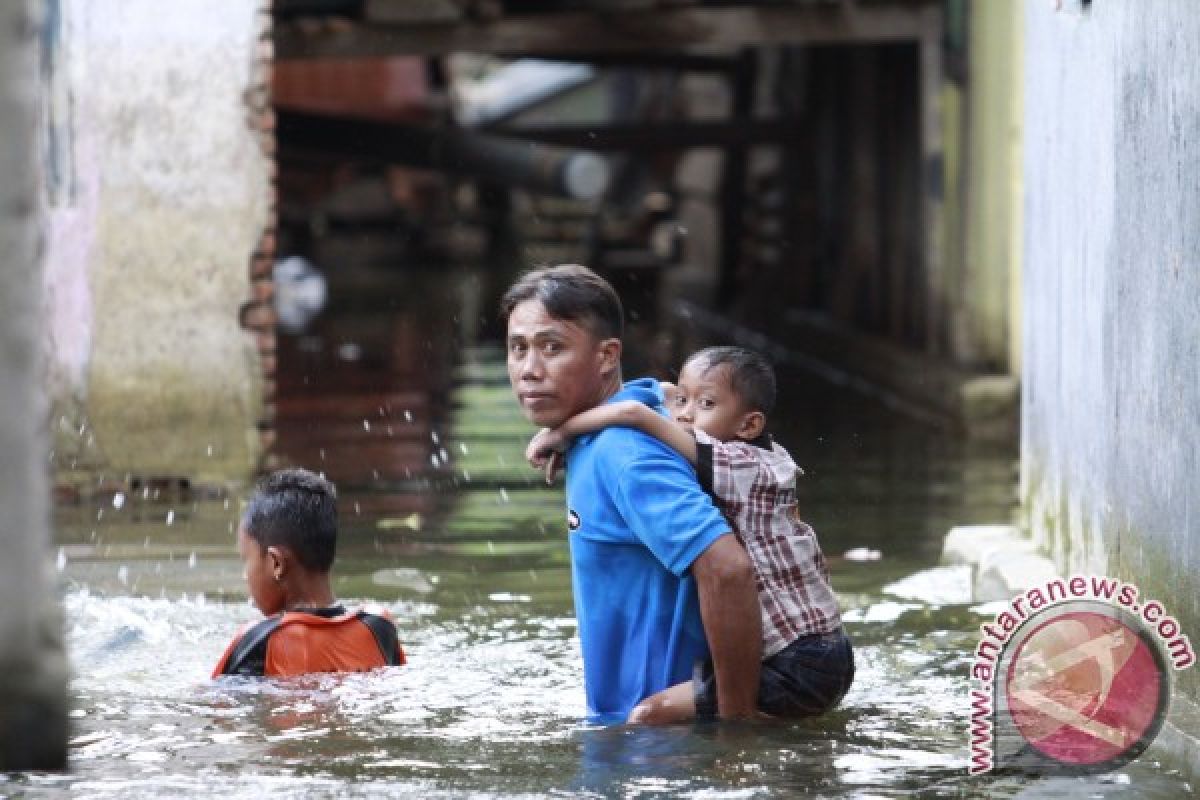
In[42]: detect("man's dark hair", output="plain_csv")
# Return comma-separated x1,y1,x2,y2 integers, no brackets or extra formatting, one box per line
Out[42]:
685,346,777,416
499,264,623,340
241,468,338,572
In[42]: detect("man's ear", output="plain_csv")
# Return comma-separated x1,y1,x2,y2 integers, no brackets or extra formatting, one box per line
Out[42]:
266,546,287,582
737,411,766,440
597,337,622,377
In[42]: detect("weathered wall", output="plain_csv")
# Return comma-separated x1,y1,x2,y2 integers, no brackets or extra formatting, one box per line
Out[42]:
43,0,270,485
1,0,66,769
1022,0,1200,699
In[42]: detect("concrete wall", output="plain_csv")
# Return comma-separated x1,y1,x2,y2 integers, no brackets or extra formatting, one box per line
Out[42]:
1,0,66,769
43,0,270,485
1022,0,1200,699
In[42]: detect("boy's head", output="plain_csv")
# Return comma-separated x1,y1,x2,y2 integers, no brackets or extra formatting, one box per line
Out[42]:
237,468,337,614
502,264,625,428
670,346,776,443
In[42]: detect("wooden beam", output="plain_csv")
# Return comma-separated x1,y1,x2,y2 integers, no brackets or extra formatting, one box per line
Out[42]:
717,48,756,309
276,5,933,59
486,118,805,151
501,51,741,73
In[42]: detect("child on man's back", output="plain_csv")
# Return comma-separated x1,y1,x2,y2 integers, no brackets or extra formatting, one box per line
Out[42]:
527,346,853,723
212,468,405,677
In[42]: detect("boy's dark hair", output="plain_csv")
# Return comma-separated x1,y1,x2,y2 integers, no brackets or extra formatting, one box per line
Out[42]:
242,468,338,572
685,346,777,416
499,264,623,340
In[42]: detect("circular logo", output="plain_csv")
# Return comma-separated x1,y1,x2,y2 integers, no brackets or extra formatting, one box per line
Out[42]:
999,601,1169,773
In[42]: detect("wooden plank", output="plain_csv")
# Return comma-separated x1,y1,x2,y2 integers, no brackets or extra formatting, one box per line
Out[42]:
364,0,464,24
276,5,932,59
716,48,757,308
487,118,805,150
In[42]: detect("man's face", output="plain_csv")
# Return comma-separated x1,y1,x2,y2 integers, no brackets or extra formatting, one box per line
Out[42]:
506,298,616,428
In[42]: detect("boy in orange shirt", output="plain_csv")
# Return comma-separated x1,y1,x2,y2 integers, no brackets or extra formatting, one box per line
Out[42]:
213,468,405,677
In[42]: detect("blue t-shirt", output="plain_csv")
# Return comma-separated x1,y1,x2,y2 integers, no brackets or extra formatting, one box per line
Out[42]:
565,378,732,721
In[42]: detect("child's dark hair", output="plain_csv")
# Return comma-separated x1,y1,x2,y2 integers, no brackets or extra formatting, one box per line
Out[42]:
500,264,624,340
685,346,777,415
242,468,338,572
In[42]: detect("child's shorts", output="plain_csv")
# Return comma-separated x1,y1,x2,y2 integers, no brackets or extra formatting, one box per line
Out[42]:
694,628,855,720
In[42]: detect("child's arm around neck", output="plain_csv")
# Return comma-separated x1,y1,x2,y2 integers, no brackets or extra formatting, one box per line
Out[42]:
531,399,700,467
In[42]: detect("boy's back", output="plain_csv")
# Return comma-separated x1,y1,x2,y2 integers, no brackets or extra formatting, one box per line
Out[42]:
214,468,407,679
692,428,842,657
213,605,405,678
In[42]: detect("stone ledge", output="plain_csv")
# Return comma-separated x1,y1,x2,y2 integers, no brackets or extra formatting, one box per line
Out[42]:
781,310,1019,440
940,524,1060,602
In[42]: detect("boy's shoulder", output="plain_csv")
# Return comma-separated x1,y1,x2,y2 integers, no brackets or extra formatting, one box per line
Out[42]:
694,429,799,487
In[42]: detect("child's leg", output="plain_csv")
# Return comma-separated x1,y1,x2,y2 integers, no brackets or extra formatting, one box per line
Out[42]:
627,680,697,725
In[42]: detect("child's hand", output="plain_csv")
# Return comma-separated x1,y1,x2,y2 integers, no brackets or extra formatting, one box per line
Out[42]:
526,427,565,465
526,428,568,481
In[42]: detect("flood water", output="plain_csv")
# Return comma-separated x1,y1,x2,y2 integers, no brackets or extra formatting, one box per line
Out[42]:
10,283,1194,798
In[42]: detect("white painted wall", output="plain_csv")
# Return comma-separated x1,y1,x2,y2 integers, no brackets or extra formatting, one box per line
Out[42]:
1021,0,1200,698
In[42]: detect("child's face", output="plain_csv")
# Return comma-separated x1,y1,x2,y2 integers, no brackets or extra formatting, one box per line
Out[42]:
238,526,285,615
670,359,758,442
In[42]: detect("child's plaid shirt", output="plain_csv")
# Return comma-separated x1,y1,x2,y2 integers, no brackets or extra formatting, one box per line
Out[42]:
693,429,842,657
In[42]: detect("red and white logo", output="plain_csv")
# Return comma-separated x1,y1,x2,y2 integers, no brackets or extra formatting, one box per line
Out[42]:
995,601,1169,773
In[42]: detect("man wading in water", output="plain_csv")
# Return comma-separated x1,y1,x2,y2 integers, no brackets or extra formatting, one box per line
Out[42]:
502,264,761,722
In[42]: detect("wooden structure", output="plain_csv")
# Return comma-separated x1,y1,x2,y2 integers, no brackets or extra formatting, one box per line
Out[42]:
273,0,948,352
270,1,1018,433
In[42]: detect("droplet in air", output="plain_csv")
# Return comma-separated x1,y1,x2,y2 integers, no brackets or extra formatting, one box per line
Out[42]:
404,410,413,423
363,419,371,432
459,443,469,455
112,492,126,510
56,548,67,572
117,565,129,585
462,469,471,482
499,488,509,503
430,453,441,468
188,552,197,568
166,510,175,526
